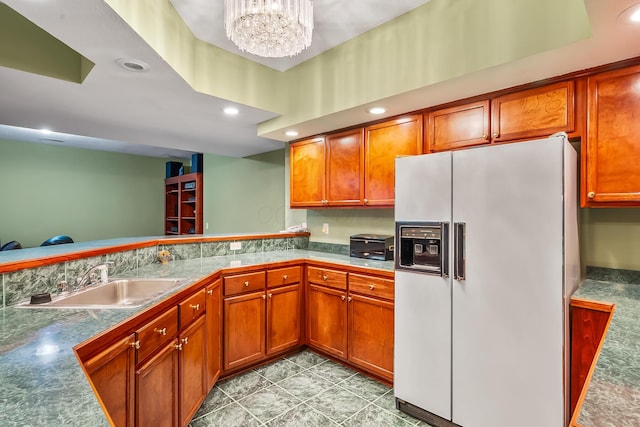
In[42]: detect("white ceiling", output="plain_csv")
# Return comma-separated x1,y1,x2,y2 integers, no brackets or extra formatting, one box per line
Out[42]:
169,0,432,72
0,0,639,159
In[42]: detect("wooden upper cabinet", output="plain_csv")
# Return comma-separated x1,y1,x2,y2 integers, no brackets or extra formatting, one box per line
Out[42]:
426,101,490,152
326,129,365,206
290,137,326,207
584,65,640,206
491,81,575,143
365,115,423,206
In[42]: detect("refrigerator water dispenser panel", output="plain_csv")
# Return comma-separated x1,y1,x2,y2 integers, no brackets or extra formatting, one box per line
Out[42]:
395,222,449,276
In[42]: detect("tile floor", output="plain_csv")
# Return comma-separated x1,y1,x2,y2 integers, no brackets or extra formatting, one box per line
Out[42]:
190,350,434,426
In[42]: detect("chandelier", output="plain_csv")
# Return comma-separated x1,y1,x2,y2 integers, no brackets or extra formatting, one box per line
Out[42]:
224,0,314,58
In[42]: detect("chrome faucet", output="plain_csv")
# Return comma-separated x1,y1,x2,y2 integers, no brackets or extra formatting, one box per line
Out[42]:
76,262,113,289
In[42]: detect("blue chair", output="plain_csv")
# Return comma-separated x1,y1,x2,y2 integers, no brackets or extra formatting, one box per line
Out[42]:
0,241,22,250
40,235,74,246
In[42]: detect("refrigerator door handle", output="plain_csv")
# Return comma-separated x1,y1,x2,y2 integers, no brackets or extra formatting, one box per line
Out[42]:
454,222,466,281
442,222,450,278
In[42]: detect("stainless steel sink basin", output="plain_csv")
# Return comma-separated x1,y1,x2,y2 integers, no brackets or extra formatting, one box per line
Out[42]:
23,278,185,309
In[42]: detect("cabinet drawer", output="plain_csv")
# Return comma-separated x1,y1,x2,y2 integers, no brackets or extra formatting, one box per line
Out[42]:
137,306,178,363
179,289,206,328
349,273,394,300
267,266,301,288
307,266,347,290
224,271,266,296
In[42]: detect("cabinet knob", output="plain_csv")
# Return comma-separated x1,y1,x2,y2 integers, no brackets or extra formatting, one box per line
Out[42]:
363,198,368,204
154,327,167,336
348,296,352,302
207,289,213,295
322,275,328,281
493,132,499,138
341,295,346,301
283,274,288,280
268,293,273,298
244,281,250,287
174,343,183,351
588,191,595,199
189,303,200,311
181,337,189,345
482,134,488,140
369,284,375,290
262,294,266,300
130,340,140,349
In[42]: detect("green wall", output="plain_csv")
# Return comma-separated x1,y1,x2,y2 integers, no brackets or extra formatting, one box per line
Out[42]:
203,149,285,234
0,139,167,248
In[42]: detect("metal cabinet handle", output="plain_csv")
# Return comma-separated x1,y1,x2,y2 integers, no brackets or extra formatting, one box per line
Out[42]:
493,132,499,138
174,343,183,351
189,304,200,310
283,274,288,280
262,294,266,300
363,198,368,204
322,275,328,281
369,284,374,290
154,327,167,336
587,191,595,199
244,281,250,287
268,293,273,298
341,295,346,301
181,337,188,345
207,289,213,295
482,133,488,140
348,296,352,302
454,222,466,281
130,340,140,349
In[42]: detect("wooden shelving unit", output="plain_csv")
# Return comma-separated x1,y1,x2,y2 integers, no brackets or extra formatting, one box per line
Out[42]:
164,172,203,235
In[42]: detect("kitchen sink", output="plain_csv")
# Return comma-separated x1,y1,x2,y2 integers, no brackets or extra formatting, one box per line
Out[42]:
22,278,186,309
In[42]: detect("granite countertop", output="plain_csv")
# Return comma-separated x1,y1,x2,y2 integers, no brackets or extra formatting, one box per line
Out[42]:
573,275,640,427
0,249,393,426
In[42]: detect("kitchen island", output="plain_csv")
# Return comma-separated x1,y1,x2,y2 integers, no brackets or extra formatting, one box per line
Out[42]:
0,244,393,426
572,270,640,427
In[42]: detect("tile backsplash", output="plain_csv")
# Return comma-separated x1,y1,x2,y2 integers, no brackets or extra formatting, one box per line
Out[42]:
0,236,309,307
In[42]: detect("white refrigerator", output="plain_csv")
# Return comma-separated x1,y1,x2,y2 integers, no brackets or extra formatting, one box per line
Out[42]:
393,134,580,427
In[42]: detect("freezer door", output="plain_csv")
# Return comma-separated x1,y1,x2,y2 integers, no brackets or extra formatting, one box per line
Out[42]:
394,152,453,420
451,137,567,427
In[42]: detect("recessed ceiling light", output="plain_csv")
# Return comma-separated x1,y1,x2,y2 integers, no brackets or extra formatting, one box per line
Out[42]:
618,3,640,23
115,58,150,72
285,130,298,137
367,106,386,115
223,107,239,115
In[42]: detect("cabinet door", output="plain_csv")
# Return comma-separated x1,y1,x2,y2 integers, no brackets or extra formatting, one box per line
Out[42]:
365,116,422,206
179,315,207,426
348,294,394,382
326,128,364,206
426,101,490,152
223,290,266,371
84,334,136,427
290,137,326,207
205,279,222,390
584,65,640,206
491,81,575,143
307,284,348,359
136,340,179,427
267,283,302,355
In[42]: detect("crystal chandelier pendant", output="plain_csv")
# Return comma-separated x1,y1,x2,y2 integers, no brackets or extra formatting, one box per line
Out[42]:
224,0,314,58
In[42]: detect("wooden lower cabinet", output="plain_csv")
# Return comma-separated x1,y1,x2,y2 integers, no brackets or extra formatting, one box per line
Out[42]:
179,315,207,426
348,293,394,381
223,290,266,370
205,279,222,389
267,283,302,354
307,284,348,359
136,339,179,427
84,334,136,427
